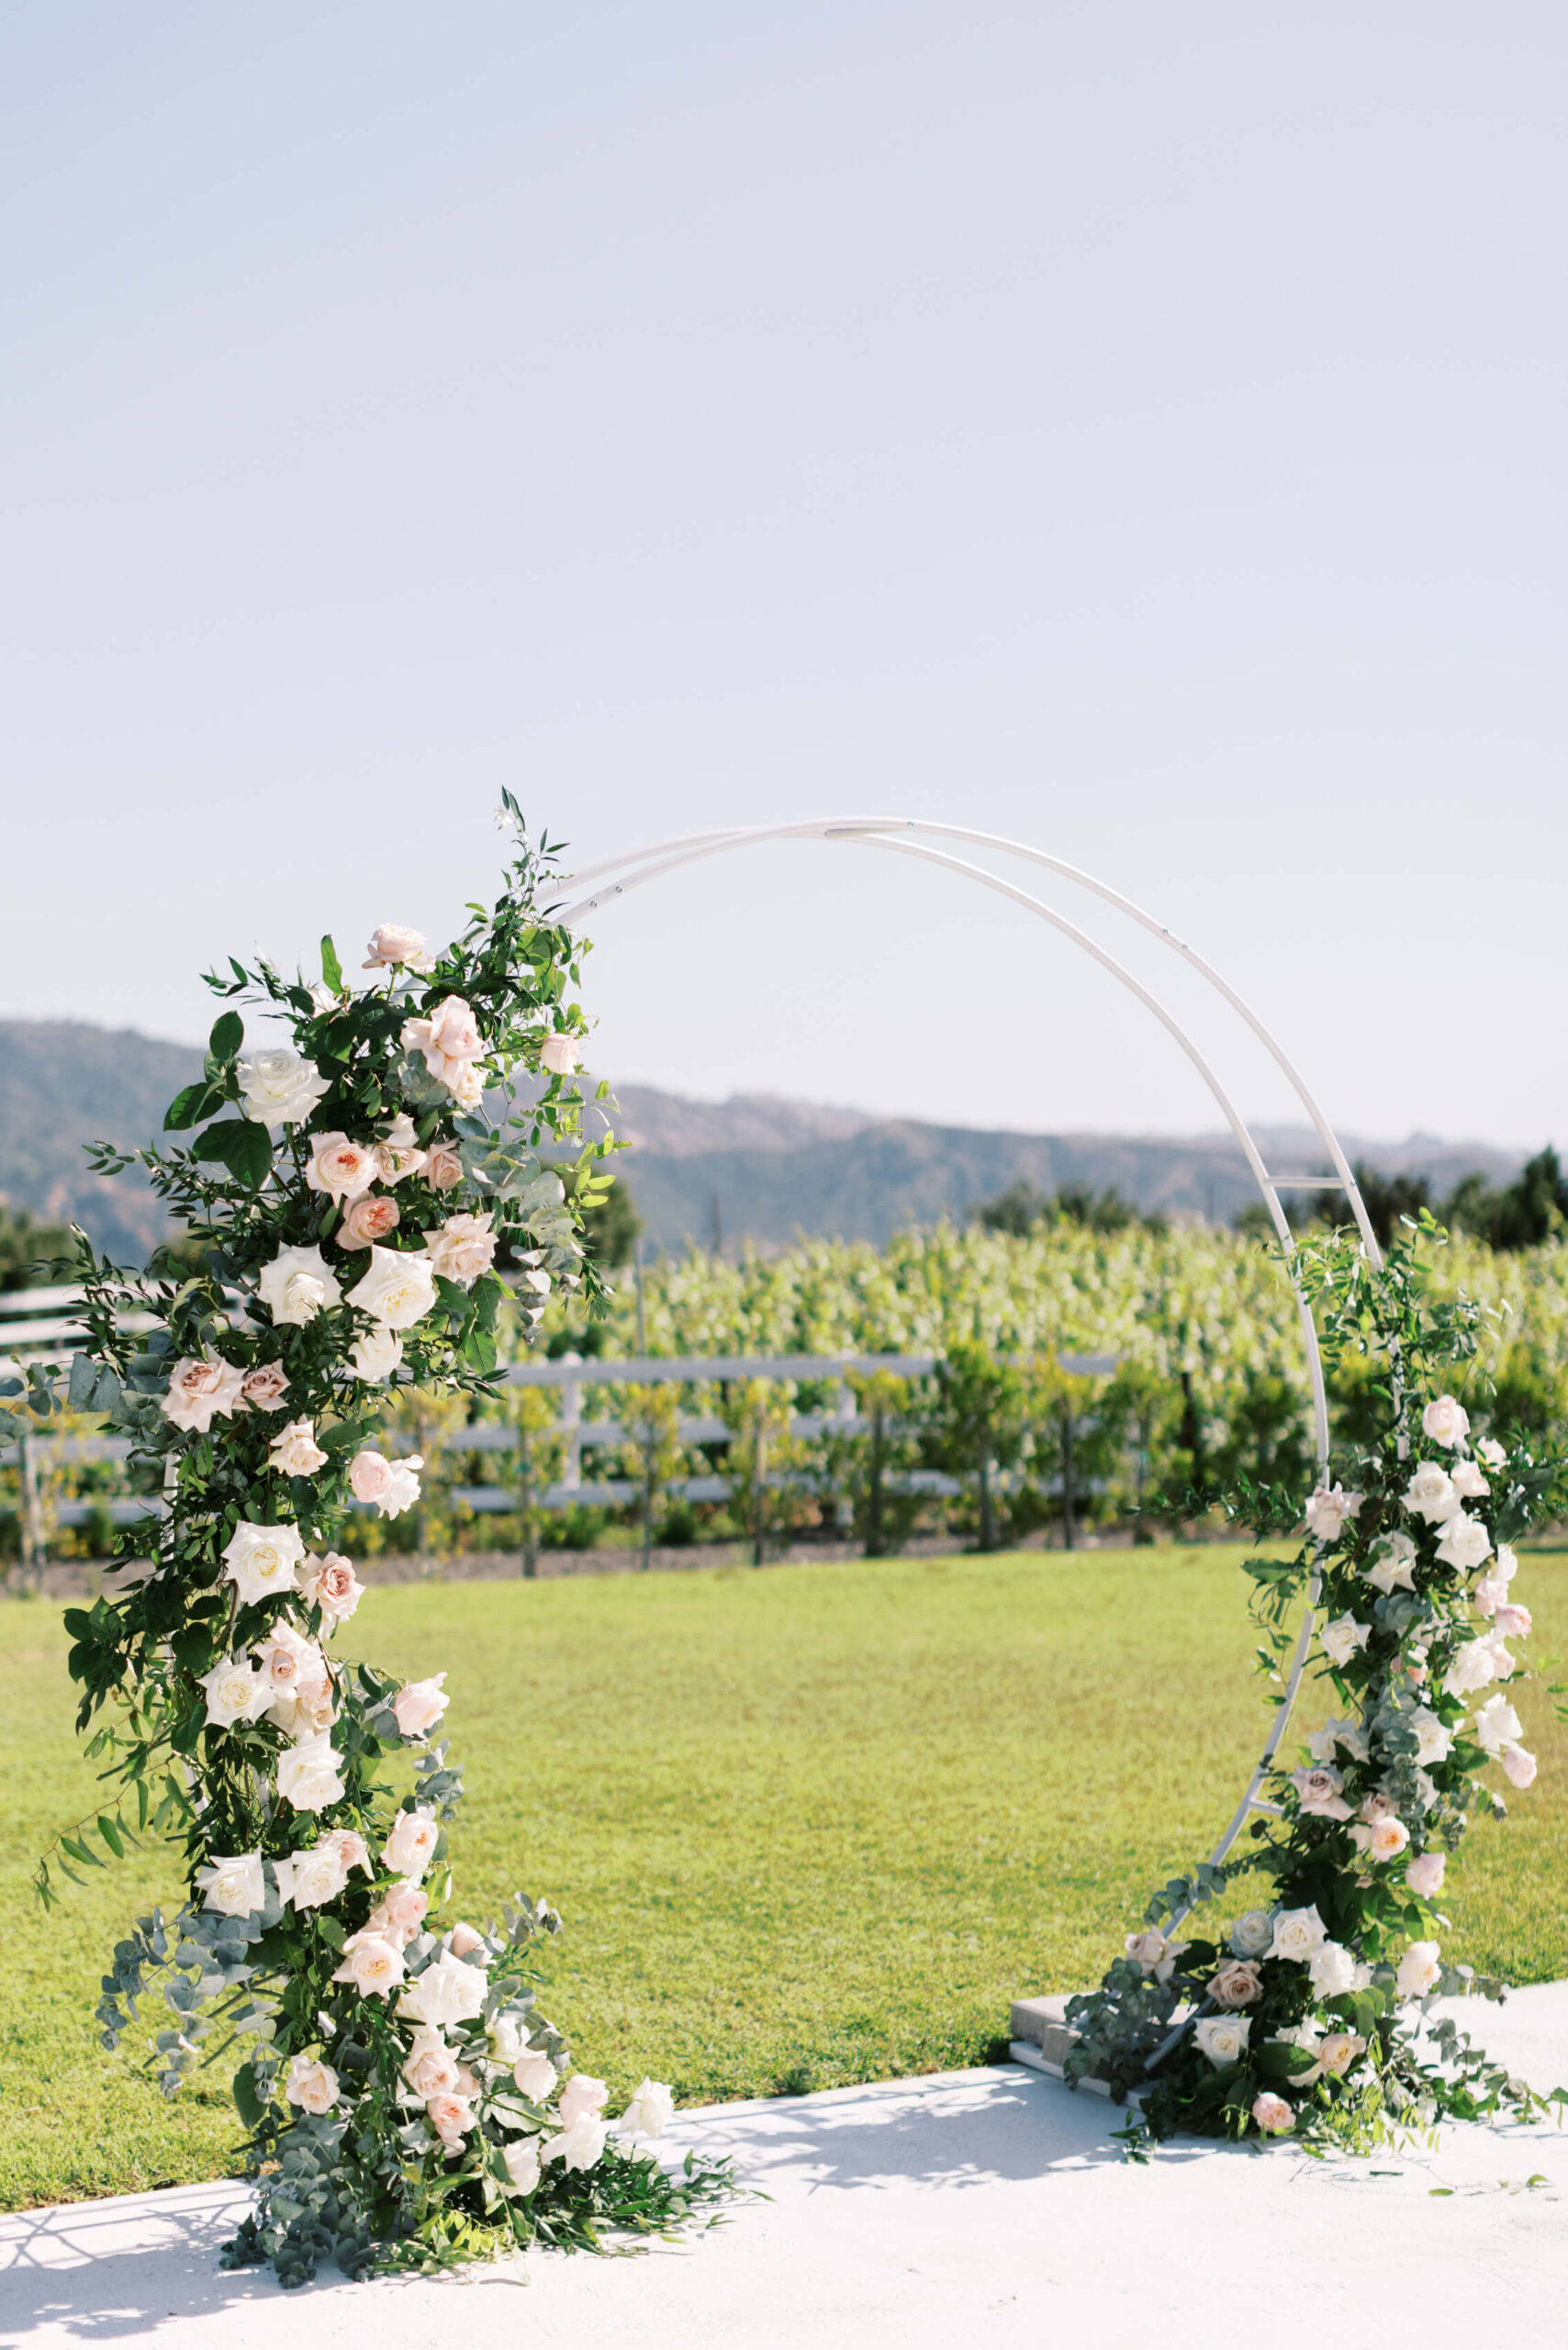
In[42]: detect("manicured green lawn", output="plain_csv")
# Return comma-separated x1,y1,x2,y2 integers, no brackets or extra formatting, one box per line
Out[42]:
4,1543,1564,2210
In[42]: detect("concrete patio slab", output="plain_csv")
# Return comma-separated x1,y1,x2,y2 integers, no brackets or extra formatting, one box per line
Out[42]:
4,1984,1566,2350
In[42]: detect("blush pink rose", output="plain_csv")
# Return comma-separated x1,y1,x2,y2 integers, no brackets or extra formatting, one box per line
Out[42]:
426,2092,476,2153
321,1828,373,1879
161,1355,247,1433
1500,1742,1538,1788
366,1881,430,1946
341,1194,401,1248
383,1807,441,1877
1406,1851,1446,1897
423,1142,465,1191
331,1930,406,1998
424,1213,497,1289
266,1417,329,1476
298,1550,364,1623
557,2075,609,2129
1493,1603,1533,1640
393,1673,450,1740
538,1033,581,1075
448,1920,486,1958
403,2028,460,2098
348,1449,393,1504
286,2056,339,2115
1251,2092,1294,2135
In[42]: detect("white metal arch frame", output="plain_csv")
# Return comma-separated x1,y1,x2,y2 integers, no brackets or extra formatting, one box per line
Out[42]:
560,819,1380,1890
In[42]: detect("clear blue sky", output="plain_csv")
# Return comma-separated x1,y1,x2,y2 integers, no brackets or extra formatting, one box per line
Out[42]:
3,2,1563,1148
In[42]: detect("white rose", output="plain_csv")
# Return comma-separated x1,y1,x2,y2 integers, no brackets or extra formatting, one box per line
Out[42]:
1350,1815,1411,1863
381,1455,423,1518
221,1520,306,1608
238,1046,330,1128
199,1655,272,1728
1193,2015,1251,2068
402,2025,461,2098
1319,1615,1372,1670
195,1852,266,1918
400,996,485,1103
383,1806,442,1878
1404,1461,1459,1525
512,2050,559,2102
1500,1742,1538,1788
1124,1930,1187,1984
538,1034,581,1076
274,1842,350,1910
1493,1543,1518,1586
543,2112,609,2172
258,1244,342,1327
487,2013,527,2065
1395,1940,1442,1997
302,1131,379,1203
275,1730,346,1812
1409,1707,1453,1766
1443,1636,1500,1700
1450,1459,1490,1499
1434,1512,1493,1573
364,923,437,971
350,1324,405,1382
502,2139,543,2197
332,1930,407,1998
1305,1718,1370,1764
1472,1694,1524,1755
347,1245,438,1332
1267,1904,1328,1964
1307,1940,1369,1998
1477,1438,1507,1470
1305,1483,1363,1541
373,1113,428,1185
1227,1909,1275,1960
398,1954,488,2031
1421,1394,1471,1449
286,2055,340,2114
617,2078,675,2139
266,1418,329,1477
393,1673,449,1740
1363,1534,1417,1595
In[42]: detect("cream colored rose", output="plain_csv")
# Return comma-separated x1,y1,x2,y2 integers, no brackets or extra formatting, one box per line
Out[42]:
1306,1940,1369,1998
199,1655,272,1727
381,1455,423,1517
221,1519,306,1607
161,1355,246,1434
1450,1458,1490,1499
322,1827,373,1879
1350,1814,1410,1863
1408,1707,1452,1766
502,2139,542,2197
238,1046,330,1128
240,1362,290,1410
1363,1534,1417,1595
1473,1694,1523,1754
275,1730,346,1812
424,1142,465,1191
303,1131,378,1203
618,2078,675,2139
1444,1636,1501,1700
1305,1483,1362,1541
1291,1764,1353,1820
266,1417,329,1476
538,1033,581,1076
402,2026,460,2098
448,1920,486,1957
424,1212,497,1289
1267,1904,1327,1964
257,1620,328,1694
1404,1460,1459,1525
364,923,436,971
1123,1929,1187,1984
393,1674,449,1740
1406,1851,1446,1897
1319,1615,1371,1670
258,1244,342,1327
1421,1393,1471,1449
399,1954,488,2030
286,2055,340,2114
195,1852,265,1917
401,996,484,1103
349,1325,404,1382
383,1806,441,1877
373,1113,428,1185
332,1930,407,1998
1434,1511,1492,1572
347,1245,437,1331
1193,2015,1250,2068
340,1194,401,1249
1316,2031,1366,2076
274,1842,350,1910
543,2113,608,2172
1395,1940,1441,1997
1477,1438,1507,1470
298,1550,364,1623
512,2051,558,2102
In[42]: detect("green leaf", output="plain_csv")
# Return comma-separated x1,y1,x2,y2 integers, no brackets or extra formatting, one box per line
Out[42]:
321,934,343,992
190,1120,274,1189
208,1011,244,1063
164,1080,224,1132
232,2061,267,2129
97,1814,125,1860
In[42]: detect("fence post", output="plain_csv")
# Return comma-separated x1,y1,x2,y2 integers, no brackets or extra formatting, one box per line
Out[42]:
561,1363,582,1493
752,1417,767,1567
1060,1404,1076,1550
866,1396,885,1559
19,1429,45,1586
518,1424,537,1580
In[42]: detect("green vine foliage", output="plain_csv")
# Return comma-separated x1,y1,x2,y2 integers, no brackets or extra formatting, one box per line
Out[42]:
1065,1213,1568,2155
5,805,732,2285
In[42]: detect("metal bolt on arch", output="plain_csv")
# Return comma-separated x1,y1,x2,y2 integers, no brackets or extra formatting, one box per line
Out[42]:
562,818,1382,1914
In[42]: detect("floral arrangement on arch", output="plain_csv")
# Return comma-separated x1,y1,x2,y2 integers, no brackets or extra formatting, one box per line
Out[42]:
1065,1217,1567,2154
12,804,729,2287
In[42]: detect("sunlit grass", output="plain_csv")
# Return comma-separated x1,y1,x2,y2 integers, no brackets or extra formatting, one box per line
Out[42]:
4,1542,1563,2210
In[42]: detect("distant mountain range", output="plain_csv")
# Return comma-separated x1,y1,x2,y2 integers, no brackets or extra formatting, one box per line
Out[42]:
0,1019,1528,1263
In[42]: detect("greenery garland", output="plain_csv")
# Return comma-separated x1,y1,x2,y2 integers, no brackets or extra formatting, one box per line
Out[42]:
7,806,731,2286
1065,1215,1568,2153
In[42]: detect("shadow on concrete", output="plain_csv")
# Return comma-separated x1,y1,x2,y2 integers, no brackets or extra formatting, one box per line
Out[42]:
0,2181,271,2339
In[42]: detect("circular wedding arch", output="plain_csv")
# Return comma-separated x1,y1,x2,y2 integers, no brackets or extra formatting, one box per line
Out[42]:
560,817,1382,1910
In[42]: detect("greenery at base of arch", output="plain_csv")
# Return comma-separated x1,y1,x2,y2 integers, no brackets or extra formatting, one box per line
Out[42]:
6,809,734,2288
1065,1216,1568,2154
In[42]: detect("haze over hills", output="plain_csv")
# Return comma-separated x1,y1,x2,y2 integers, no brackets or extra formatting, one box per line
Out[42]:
0,1019,1528,1263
